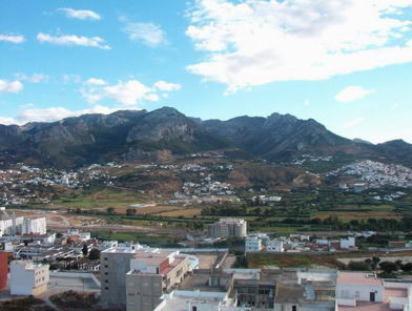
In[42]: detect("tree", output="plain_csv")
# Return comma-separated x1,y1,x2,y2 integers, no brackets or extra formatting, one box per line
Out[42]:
401,262,412,272
82,244,88,257
88,248,101,260
379,261,398,274
126,208,137,216
348,261,371,271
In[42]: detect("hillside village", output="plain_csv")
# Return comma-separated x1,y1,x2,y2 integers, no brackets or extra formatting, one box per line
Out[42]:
1,158,412,208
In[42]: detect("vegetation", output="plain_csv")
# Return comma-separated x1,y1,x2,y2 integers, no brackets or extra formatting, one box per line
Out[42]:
91,230,181,247
0,296,52,311
50,291,99,310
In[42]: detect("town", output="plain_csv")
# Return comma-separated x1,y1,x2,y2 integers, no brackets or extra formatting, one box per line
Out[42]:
2,210,412,310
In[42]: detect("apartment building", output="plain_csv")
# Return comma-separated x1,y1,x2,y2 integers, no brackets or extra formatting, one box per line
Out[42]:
208,218,247,239
245,235,263,252
0,207,23,236
336,272,412,310
100,245,142,310
125,250,192,311
9,260,49,296
101,246,194,311
22,217,47,235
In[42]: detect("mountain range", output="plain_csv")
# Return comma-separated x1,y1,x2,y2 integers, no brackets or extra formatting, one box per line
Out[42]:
0,107,411,168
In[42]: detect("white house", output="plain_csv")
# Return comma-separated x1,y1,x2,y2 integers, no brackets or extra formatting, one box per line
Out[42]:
10,260,49,296
267,239,284,253
245,236,263,253
336,272,412,310
340,237,356,249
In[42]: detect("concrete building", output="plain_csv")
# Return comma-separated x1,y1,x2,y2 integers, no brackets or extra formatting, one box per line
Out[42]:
336,272,412,310
125,250,192,311
208,218,247,239
267,240,284,253
155,267,336,311
245,235,263,252
154,290,232,311
65,228,91,242
273,270,337,311
0,207,23,236
245,234,284,253
10,260,49,296
100,245,142,310
22,217,47,235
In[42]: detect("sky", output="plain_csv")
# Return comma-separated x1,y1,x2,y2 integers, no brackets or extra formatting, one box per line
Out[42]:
1,0,412,144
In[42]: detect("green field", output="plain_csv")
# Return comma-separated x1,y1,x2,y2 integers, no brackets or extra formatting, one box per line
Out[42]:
53,187,147,210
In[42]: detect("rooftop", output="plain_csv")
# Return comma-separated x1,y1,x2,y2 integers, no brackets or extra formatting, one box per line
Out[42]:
337,272,382,286
337,302,393,311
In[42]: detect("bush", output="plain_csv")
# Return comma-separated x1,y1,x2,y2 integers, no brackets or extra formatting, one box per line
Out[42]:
379,261,398,274
401,262,412,272
347,261,371,271
88,248,101,260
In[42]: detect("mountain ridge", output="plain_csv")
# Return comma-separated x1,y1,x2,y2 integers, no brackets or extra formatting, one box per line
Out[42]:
0,107,410,168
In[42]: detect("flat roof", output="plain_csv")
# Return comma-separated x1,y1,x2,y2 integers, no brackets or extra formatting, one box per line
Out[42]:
337,272,382,287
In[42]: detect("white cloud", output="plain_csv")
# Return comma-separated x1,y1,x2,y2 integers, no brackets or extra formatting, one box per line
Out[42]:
0,34,25,44
37,33,110,50
14,73,48,83
186,0,412,91
343,117,365,129
62,74,82,84
81,79,181,107
85,78,107,86
0,116,17,125
8,105,119,125
104,80,153,106
154,81,182,91
122,21,166,47
0,80,23,93
58,8,101,21
335,86,374,103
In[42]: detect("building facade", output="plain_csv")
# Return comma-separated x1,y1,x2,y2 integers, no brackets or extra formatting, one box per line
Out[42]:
100,246,140,310
125,250,192,311
22,217,47,235
9,260,49,296
336,272,412,310
208,218,247,239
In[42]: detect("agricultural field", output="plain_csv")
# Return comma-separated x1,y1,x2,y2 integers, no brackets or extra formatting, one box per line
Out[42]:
51,187,148,212
247,250,412,269
313,210,401,222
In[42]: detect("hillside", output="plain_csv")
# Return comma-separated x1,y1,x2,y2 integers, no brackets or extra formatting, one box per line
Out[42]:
0,107,410,168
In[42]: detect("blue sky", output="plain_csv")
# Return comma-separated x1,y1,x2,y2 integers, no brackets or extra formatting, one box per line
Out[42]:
1,0,412,144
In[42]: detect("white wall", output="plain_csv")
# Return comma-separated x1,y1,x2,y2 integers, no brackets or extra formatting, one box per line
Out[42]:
336,284,384,304
22,217,47,235
10,261,49,296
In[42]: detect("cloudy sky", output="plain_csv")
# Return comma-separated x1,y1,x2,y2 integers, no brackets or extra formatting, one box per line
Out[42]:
1,0,412,143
